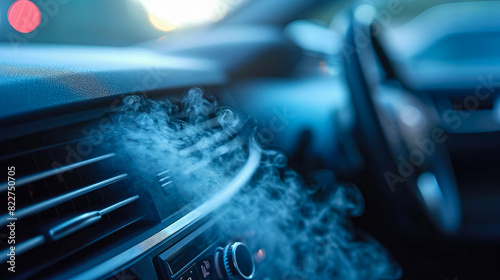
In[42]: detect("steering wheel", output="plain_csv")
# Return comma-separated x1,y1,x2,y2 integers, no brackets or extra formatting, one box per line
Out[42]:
341,3,461,234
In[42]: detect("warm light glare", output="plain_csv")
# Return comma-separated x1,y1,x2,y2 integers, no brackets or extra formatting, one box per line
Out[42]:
139,0,232,31
254,249,266,262
8,0,41,33
148,12,177,31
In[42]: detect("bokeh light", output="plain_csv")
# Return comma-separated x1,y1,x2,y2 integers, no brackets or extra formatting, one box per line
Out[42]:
8,0,41,33
138,0,234,31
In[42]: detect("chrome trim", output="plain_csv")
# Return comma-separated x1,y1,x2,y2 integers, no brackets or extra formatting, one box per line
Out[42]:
231,242,255,279
0,174,128,227
0,153,115,192
70,144,261,280
157,220,219,276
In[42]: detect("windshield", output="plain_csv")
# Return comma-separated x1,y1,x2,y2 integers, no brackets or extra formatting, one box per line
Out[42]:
0,0,249,46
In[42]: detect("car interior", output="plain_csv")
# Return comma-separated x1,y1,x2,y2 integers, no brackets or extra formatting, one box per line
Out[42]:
1,0,500,279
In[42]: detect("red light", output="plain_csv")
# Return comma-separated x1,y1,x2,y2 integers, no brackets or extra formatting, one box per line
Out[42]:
8,0,41,34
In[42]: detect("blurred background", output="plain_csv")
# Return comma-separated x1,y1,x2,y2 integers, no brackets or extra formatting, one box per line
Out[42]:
0,0,252,45
0,0,481,46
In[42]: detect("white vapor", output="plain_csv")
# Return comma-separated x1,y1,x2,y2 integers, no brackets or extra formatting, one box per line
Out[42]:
101,88,401,280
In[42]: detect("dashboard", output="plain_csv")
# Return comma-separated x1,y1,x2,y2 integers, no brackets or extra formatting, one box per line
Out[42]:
0,24,397,278
0,42,252,279
0,36,364,279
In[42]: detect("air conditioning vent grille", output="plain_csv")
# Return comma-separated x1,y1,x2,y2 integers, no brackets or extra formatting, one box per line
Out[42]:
0,138,152,279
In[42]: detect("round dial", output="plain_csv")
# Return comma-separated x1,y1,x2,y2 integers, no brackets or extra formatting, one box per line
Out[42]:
217,242,255,280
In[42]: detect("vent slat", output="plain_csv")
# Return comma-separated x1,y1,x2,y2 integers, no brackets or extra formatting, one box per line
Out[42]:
0,174,128,227
99,195,139,215
0,235,45,263
157,169,171,177
49,213,101,241
182,136,243,175
0,123,155,280
49,195,140,241
158,176,171,182
0,153,115,192
157,169,175,191
161,181,173,188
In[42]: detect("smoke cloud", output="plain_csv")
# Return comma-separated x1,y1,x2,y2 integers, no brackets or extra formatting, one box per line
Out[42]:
102,88,402,280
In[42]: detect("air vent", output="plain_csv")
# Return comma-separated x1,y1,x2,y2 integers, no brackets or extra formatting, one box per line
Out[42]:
0,137,150,279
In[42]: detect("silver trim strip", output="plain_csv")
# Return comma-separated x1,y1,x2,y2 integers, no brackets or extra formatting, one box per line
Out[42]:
70,144,261,280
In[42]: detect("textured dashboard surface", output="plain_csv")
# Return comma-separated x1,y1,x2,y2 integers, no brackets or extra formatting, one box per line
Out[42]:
0,44,226,127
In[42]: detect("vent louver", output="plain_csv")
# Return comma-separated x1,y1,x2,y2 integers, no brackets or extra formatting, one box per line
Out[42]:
0,139,149,279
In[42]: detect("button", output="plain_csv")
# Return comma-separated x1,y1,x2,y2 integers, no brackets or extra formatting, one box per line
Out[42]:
199,259,213,279
176,264,200,280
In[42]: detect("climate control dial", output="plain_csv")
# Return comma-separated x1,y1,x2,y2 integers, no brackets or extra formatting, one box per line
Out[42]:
215,242,255,280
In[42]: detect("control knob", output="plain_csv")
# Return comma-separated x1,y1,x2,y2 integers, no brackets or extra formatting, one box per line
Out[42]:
215,242,255,280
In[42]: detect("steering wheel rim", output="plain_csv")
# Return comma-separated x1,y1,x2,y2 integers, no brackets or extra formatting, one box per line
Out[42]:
342,3,461,234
